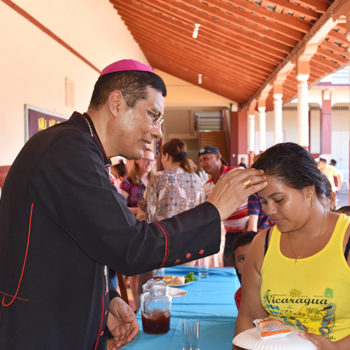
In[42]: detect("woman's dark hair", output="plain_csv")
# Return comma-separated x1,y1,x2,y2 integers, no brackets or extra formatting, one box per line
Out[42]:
111,160,128,179
129,148,153,185
320,172,332,199
336,206,350,216
252,142,324,198
89,71,167,109
162,138,197,173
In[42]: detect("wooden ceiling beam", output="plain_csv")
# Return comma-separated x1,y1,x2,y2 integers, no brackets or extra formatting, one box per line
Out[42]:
297,0,328,13
207,0,311,32
135,37,266,88
119,9,275,75
132,0,297,48
317,47,348,65
117,5,280,66
243,0,348,108
328,30,348,43
151,58,254,103
114,1,292,55
321,39,349,56
131,30,268,84
259,0,319,20
147,52,258,100
133,3,287,60
309,63,333,78
131,32,267,85
171,0,301,44
312,55,340,71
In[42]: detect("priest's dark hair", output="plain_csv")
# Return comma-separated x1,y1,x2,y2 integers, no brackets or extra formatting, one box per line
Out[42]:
89,71,167,109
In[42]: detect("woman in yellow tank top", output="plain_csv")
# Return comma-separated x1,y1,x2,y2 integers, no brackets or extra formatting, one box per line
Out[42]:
234,142,350,350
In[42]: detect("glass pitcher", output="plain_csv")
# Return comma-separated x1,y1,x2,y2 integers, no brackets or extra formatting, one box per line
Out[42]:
140,278,172,334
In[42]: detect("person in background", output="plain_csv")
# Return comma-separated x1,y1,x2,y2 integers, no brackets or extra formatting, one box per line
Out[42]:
143,138,205,223
232,231,257,309
120,148,154,207
234,142,350,350
329,158,342,192
238,157,247,168
246,193,271,232
317,157,338,193
119,149,154,309
135,138,205,308
109,158,128,192
198,145,249,267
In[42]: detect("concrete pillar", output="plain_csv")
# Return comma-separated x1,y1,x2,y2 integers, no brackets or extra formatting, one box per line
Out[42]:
230,109,248,166
320,89,332,154
273,93,283,144
248,113,255,154
258,106,266,152
296,73,310,148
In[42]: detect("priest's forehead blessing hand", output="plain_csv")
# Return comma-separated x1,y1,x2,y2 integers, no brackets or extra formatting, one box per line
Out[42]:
207,168,266,220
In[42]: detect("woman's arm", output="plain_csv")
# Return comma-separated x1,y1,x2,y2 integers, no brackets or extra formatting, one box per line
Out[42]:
247,214,258,232
301,332,350,350
233,230,269,348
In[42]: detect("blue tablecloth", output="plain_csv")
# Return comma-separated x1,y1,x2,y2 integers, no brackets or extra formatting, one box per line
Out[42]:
123,266,240,349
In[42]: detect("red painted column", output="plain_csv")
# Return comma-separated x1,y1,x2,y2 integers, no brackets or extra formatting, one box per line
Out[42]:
230,109,248,166
320,89,332,155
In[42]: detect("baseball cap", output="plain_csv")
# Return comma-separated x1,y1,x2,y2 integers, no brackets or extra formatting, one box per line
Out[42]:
198,145,228,165
100,59,155,77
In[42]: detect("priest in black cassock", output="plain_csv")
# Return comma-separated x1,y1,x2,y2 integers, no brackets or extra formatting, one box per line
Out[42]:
0,59,266,349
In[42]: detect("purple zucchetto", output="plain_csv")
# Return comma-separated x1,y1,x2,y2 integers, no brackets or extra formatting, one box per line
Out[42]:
100,59,155,77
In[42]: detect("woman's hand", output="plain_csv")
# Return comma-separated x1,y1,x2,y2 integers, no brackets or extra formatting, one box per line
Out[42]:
300,332,339,350
128,207,147,221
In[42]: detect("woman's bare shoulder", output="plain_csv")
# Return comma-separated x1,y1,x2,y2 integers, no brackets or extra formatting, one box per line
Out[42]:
248,227,273,271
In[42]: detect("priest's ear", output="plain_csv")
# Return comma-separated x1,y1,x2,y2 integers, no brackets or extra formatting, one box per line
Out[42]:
108,90,124,116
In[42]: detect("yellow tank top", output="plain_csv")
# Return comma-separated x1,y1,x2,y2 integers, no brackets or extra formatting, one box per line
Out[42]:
260,214,350,341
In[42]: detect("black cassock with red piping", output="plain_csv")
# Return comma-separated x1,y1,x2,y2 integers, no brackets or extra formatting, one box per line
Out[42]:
0,112,221,349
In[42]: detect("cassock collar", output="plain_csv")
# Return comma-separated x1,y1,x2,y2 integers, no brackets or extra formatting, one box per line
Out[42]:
81,113,111,167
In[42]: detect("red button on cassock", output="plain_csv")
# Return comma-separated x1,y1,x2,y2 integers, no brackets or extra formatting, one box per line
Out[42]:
185,253,191,259
199,249,204,255
174,259,181,263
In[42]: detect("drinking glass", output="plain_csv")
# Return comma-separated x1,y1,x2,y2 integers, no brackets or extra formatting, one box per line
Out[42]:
182,319,200,350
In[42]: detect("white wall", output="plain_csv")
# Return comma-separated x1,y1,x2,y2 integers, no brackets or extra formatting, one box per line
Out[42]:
0,0,147,165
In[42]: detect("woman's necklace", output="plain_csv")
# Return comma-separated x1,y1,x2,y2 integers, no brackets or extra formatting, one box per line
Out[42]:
286,209,326,264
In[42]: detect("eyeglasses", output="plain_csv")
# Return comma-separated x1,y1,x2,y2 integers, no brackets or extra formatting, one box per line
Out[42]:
146,106,164,126
121,91,164,126
141,158,155,163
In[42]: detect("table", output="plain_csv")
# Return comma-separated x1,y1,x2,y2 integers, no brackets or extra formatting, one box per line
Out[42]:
124,266,240,349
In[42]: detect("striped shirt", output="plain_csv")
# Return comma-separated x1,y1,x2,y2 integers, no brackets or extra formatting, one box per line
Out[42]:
204,165,248,233
248,193,271,231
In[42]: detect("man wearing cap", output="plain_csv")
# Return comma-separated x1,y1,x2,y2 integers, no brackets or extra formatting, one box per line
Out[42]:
0,60,266,349
198,146,249,266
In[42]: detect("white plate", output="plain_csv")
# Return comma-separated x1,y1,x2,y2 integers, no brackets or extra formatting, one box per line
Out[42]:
169,281,193,287
233,327,317,350
168,286,187,297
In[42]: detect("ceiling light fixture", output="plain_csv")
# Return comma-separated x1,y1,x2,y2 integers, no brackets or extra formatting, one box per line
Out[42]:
198,73,202,85
192,23,200,39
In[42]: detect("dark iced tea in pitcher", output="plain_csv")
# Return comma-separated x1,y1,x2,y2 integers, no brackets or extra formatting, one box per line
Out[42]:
142,308,170,334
